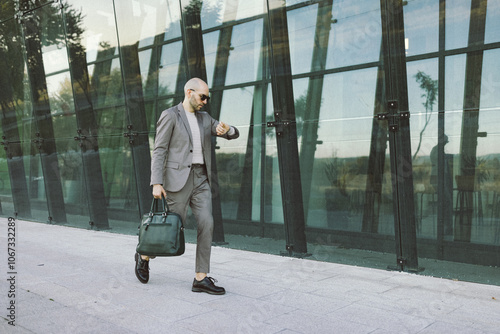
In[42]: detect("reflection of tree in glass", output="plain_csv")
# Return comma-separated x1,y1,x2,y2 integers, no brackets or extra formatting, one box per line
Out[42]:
184,0,221,26
413,71,437,160
0,1,86,114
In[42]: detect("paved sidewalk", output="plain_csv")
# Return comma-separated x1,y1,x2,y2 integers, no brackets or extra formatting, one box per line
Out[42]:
1,218,500,333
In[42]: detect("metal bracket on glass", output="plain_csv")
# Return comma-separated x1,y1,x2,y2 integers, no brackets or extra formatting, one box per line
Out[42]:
74,129,87,147
123,125,138,144
267,112,292,136
0,136,9,151
375,100,410,133
33,133,44,149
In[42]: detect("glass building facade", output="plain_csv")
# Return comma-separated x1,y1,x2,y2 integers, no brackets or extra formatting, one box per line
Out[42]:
1,0,499,284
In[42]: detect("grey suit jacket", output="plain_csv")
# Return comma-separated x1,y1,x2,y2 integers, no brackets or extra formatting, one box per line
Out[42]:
150,102,239,192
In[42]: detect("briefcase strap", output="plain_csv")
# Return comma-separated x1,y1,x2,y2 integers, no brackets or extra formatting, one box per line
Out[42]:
146,195,184,228
150,194,169,214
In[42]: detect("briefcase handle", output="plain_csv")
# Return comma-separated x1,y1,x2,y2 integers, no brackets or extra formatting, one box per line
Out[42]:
150,194,170,215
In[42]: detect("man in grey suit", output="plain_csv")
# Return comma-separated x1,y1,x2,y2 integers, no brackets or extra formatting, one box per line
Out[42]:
135,78,239,295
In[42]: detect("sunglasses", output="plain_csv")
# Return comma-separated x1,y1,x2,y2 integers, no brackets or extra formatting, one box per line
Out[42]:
189,89,210,102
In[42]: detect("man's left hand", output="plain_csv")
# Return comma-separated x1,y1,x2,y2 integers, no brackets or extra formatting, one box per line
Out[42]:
216,122,230,135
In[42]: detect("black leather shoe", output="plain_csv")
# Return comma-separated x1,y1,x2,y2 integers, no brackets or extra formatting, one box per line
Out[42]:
192,277,225,295
135,252,149,284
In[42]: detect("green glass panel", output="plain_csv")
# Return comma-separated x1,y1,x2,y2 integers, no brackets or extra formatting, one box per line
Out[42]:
158,42,183,96
217,87,254,220
98,132,139,221
0,141,12,197
53,138,90,223
26,152,50,220
311,69,394,233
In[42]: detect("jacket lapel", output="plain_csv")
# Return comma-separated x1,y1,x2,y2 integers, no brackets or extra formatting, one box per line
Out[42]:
177,103,193,145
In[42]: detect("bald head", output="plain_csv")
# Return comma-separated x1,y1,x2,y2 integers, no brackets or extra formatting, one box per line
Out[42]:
183,78,210,113
184,78,208,94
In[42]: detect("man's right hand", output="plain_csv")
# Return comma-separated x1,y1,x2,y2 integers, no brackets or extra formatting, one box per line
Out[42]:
152,184,167,199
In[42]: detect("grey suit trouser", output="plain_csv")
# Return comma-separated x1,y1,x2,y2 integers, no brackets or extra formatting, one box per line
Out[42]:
166,165,213,273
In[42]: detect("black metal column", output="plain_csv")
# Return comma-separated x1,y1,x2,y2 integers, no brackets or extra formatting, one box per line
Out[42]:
23,9,67,223
63,7,110,229
120,43,153,218
436,0,446,254
0,18,32,218
380,0,418,271
266,0,307,256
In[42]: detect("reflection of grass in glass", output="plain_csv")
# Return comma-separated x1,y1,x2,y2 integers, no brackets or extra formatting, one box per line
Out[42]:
462,155,491,187
324,154,350,197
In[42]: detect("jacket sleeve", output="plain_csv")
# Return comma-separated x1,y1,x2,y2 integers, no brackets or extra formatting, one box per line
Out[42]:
150,109,175,185
210,117,240,140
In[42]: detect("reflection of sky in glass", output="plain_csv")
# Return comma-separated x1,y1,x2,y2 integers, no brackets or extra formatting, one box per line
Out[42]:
288,5,317,75
286,0,310,6
445,55,466,112
403,0,439,56
69,0,119,64
203,31,220,88
217,87,253,152
446,0,471,50
137,3,162,48
42,45,69,74
326,0,381,69
225,20,263,85
138,49,152,90
113,0,181,47
444,50,500,157
320,68,377,121
480,49,500,109
203,0,265,25
235,0,265,20
266,84,274,119
485,0,500,43
162,0,182,41
158,42,183,95
201,0,225,29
